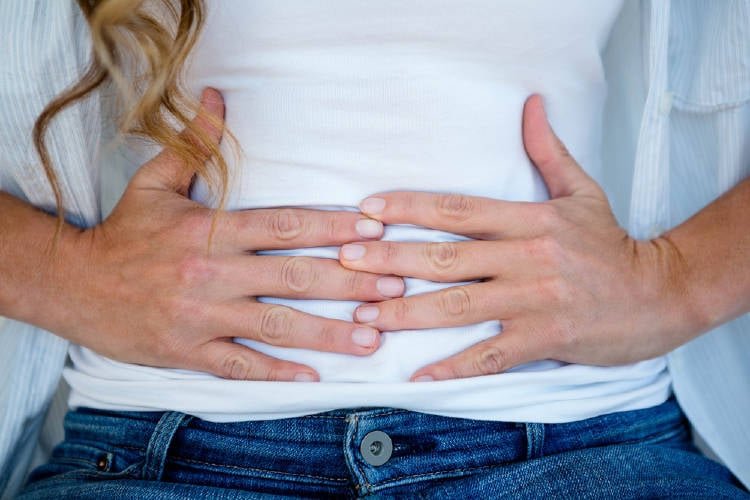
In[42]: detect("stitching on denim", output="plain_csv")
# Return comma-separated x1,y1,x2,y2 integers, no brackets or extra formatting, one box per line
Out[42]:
299,409,409,420
351,415,374,494
372,462,503,489
361,409,408,418
525,423,545,459
169,455,349,483
52,456,97,468
37,462,144,483
143,412,189,482
618,424,688,447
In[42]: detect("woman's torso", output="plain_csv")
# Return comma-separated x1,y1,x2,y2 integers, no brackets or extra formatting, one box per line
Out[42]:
66,0,671,422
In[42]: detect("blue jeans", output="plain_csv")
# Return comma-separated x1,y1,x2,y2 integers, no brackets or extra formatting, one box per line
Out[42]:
21,398,748,499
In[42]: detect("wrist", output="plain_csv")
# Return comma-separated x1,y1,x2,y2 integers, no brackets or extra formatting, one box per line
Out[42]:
7,212,88,336
36,224,91,335
635,236,707,351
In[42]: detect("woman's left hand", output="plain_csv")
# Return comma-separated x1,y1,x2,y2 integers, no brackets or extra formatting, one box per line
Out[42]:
339,95,697,381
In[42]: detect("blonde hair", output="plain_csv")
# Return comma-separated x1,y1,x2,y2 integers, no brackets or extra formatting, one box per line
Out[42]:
33,0,226,230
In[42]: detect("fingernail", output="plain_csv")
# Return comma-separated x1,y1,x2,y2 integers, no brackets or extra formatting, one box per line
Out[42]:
376,277,404,297
355,305,380,323
201,87,222,104
294,372,316,382
355,219,383,239
341,244,366,260
352,327,378,347
413,375,434,383
360,197,386,215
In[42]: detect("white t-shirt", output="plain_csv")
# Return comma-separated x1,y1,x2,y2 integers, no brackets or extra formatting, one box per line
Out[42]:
66,0,671,422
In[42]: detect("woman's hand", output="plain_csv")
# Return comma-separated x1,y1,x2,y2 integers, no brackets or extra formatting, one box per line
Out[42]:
339,95,697,381
43,89,403,381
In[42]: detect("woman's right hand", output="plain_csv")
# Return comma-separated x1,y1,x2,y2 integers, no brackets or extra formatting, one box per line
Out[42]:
46,89,402,381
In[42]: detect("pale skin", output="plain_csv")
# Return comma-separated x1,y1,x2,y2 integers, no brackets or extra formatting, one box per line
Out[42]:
0,88,405,382
340,94,750,381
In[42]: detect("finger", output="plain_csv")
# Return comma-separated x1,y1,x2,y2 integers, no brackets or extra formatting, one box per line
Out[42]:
218,302,382,356
353,282,515,331
339,240,534,283
411,328,543,381
358,191,545,240
187,87,226,154
135,88,225,194
522,94,599,199
193,338,320,381
215,255,404,301
217,208,384,251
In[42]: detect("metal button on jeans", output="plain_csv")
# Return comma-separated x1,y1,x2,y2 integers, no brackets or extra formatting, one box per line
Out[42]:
360,430,393,466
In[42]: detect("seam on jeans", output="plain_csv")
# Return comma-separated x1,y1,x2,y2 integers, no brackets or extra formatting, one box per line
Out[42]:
359,409,409,418
370,463,505,490
51,456,98,468
352,415,372,493
297,409,410,420
618,424,689,447
29,462,144,485
168,455,349,483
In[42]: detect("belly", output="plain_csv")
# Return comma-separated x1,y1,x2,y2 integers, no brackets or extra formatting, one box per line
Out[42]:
182,0,612,381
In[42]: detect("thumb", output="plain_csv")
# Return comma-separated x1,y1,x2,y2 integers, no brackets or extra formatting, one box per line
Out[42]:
522,94,596,199
134,87,226,195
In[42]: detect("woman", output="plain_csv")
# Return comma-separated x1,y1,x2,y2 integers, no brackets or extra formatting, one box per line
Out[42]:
1,0,749,497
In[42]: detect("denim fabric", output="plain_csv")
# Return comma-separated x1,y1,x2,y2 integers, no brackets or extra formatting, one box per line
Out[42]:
20,398,748,499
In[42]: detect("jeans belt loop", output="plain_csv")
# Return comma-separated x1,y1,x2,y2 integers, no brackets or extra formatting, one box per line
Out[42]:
142,412,193,482
525,422,546,460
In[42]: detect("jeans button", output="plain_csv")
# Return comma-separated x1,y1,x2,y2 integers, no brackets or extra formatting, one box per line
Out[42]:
360,430,393,466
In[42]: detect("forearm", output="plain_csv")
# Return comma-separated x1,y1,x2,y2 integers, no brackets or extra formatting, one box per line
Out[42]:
0,191,82,330
662,175,750,334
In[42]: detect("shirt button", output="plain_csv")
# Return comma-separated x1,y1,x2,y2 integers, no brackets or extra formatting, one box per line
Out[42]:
360,430,393,466
659,91,673,115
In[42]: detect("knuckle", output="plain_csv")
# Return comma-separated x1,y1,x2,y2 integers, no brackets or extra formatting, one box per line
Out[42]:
324,216,347,242
391,299,412,323
438,287,472,318
280,257,316,294
538,276,570,304
436,193,474,221
263,362,288,382
527,235,564,267
426,242,459,277
382,241,399,264
344,271,368,298
258,306,293,344
533,204,560,231
178,209,212,238
540,236,565,268
268,208,304,241
218,353,253,379
473,345,507,375
313,322,337,351
175,255,214,287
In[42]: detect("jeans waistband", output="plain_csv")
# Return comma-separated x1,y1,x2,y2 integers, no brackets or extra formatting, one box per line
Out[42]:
61,398,688,496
